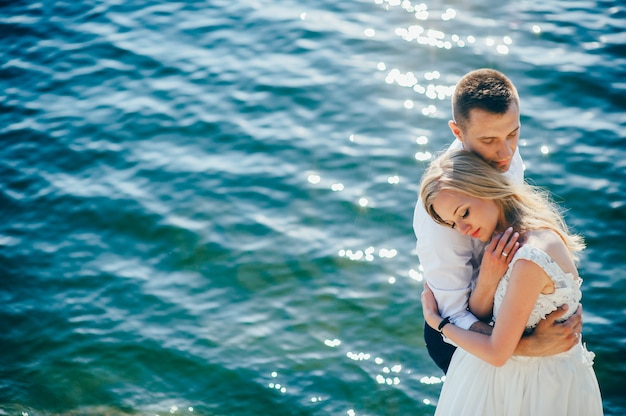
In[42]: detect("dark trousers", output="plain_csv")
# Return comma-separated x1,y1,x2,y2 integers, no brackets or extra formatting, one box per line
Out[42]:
424,321,457,374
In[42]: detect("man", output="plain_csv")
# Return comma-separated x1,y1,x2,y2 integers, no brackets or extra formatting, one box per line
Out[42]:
413,68,582,373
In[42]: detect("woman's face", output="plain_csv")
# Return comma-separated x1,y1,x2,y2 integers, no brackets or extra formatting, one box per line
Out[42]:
432,189,502,242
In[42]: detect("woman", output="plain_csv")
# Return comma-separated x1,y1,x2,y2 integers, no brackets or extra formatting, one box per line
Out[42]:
419,149,603,415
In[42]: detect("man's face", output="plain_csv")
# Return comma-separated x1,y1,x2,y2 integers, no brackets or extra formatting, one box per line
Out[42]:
450,103,521,173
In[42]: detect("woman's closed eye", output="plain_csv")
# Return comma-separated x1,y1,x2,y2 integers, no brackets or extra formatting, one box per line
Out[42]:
449,210,468,229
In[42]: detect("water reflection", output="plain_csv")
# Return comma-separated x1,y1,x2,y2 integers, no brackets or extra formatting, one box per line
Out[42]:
338,247,398,262
372,0,516,59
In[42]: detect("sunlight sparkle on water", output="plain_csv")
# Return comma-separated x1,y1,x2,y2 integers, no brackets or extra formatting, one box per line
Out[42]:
541,145,550,155
385,68,417,87
268,382,287,393
325,338,342,347
384,68,452,102
532,25,542,33
396,24,458,49
268,370,288,393
379,248,397,258
424,70,440,80
441,8,456,20
387,175,399,184
376,375,401,385
416,135,428,145
415,9,428,20
346,349,407,389
396,24,424,41
420,375,444,384
307,175,344,192
409,268,423,281
307,174,321,184
347,351,371,361
341,249,362,260
415,151,432,161
421,104,437,116
338,246,399,262
381,364,402,379
427,28,444,40
497,44,509,54
425,84,452,100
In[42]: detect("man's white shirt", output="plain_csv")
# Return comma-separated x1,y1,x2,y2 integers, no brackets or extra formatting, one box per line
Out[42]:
413,140,524,333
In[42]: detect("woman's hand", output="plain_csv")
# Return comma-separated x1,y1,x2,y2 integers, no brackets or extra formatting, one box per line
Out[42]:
478,227,520,288
470,227,521,320
421,282,443,330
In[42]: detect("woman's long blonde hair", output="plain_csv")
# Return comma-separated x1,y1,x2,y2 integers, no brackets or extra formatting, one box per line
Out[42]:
420,150,585,258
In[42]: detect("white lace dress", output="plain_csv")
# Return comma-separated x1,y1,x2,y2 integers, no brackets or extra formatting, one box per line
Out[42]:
434,245,603,416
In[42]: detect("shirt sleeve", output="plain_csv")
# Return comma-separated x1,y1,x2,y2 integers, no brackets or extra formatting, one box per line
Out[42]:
413,198,479,331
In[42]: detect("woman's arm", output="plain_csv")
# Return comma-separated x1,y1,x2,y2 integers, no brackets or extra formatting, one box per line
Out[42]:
468,228,520,320
422,283,583,357
424,259,549,366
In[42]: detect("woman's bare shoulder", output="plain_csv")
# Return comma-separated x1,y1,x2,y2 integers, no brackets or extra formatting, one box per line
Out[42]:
525,229,577,277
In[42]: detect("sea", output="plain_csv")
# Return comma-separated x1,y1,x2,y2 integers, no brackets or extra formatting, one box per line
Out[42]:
1,0,625,415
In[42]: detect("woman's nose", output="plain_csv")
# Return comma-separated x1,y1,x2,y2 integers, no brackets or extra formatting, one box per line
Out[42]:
458,222,471,236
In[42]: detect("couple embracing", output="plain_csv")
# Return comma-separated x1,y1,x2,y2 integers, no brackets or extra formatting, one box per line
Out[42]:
413,69,603,415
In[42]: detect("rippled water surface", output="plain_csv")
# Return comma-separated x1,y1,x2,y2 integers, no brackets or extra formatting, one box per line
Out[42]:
1,0,625,415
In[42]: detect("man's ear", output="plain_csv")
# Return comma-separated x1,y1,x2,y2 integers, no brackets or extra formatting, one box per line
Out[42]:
448,120,463,142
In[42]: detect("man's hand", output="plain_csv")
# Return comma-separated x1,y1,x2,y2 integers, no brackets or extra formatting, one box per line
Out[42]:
515,304,583,357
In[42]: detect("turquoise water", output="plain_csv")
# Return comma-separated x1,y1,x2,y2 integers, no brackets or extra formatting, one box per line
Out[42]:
1,0,625,415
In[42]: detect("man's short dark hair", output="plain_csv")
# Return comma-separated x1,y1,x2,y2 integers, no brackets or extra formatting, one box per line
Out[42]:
452,69,519,131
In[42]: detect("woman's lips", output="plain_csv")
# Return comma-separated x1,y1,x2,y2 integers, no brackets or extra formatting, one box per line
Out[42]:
471,228,480,238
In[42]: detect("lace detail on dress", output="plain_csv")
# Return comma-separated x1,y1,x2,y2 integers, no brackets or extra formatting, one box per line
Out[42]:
581,343,596,366
493,245,582,329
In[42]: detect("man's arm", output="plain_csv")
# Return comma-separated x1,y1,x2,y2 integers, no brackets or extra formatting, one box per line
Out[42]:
414,200,479,331
515,304,582,356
